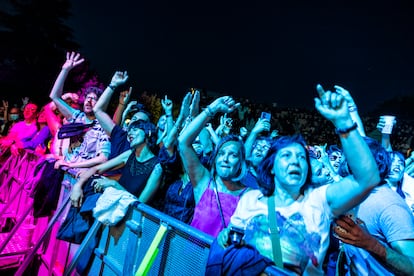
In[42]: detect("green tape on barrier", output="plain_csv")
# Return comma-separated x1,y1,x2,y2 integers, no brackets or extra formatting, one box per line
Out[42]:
135,224,168,276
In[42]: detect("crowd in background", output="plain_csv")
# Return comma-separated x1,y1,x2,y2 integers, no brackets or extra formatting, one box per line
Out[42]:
0,52,414,275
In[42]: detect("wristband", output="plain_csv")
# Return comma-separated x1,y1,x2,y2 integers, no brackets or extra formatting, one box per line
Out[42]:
108,83,117,90
335,122,358,136
348,105,358,112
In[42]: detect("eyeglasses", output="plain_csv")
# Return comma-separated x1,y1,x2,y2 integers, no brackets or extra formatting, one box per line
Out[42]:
85,95,98,101
254,143,270,152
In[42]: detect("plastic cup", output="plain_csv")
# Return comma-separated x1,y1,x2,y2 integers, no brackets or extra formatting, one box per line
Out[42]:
381,115,395,134
20,224,36,248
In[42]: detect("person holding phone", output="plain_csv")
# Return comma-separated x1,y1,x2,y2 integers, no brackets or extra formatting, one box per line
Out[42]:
241,112,272,188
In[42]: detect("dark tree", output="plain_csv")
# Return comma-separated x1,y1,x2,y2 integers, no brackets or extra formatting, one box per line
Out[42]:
0,0,86,106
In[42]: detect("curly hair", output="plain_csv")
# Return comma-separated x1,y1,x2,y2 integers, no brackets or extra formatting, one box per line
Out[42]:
85,86,103,99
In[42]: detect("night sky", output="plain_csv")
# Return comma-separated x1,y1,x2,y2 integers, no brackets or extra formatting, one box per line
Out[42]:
66,0,414,112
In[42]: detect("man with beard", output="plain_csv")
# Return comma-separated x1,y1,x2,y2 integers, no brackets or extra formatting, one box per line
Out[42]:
50,52,110,173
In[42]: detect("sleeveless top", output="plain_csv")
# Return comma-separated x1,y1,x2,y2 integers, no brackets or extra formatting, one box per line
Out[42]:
190,179,247,237
119,153,158,197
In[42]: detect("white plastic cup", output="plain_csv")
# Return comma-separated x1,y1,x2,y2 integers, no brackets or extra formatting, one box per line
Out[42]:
381,115,395,134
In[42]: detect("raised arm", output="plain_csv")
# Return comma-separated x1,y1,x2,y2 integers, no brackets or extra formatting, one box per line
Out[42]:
315,84,380,216
161,95,174,136
334,85,366,137
93,71,128,136
376,116,395,152
113,87,132,125
163,93,191,155
49,52,84,119
244,117,271,160
178,95,239,187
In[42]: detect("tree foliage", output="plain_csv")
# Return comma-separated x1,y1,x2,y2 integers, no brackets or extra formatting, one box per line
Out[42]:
0,0,92,106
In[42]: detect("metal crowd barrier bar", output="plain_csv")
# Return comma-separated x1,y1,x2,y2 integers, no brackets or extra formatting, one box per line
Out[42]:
84,203,213,276
0,150,41,262
15,195,71,276
65,201,294,276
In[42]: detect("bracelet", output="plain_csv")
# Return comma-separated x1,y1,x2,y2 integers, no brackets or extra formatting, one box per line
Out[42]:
108,83,117,90
204,106,214,117
348,104,358,112
335,122,358,136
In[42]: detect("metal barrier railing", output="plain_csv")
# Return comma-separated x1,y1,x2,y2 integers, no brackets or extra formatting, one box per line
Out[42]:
1,149,294,276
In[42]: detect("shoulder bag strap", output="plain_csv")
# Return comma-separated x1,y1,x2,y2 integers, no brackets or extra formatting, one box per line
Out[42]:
268,195,284,268
213,180,227,228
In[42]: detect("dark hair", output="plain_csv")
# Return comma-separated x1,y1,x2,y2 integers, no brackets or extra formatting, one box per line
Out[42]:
128,120,157,149
389,151,406,198
209,134,247,182
364,137,390,182
252,136,273,149
327,144,342,155
339,137,390,183
257,134,311,196
85,87,103,99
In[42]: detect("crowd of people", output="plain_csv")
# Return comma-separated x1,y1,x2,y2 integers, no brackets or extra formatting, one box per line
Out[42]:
1,52,414,275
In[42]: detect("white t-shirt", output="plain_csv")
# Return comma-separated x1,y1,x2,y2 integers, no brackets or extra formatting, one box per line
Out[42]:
231,185,334,275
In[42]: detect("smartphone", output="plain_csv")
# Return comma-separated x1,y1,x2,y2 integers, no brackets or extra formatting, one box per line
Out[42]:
261,112,271,121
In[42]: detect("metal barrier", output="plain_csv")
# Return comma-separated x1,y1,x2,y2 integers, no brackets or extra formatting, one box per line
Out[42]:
0,150,42,266
83,203,214,276
0,150,294,275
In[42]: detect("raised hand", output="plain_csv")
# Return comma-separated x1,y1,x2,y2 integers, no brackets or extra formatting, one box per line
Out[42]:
110,71,129,87
189,90,200,117
62,52,84,70
315,84,351,127
178,92,192,121
161,95,173,115
209,96,240,115
251,118,271,134
334,85,355,106
21,97,29,107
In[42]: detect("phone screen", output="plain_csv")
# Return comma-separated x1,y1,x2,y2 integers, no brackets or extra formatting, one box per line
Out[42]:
261,112,271,121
